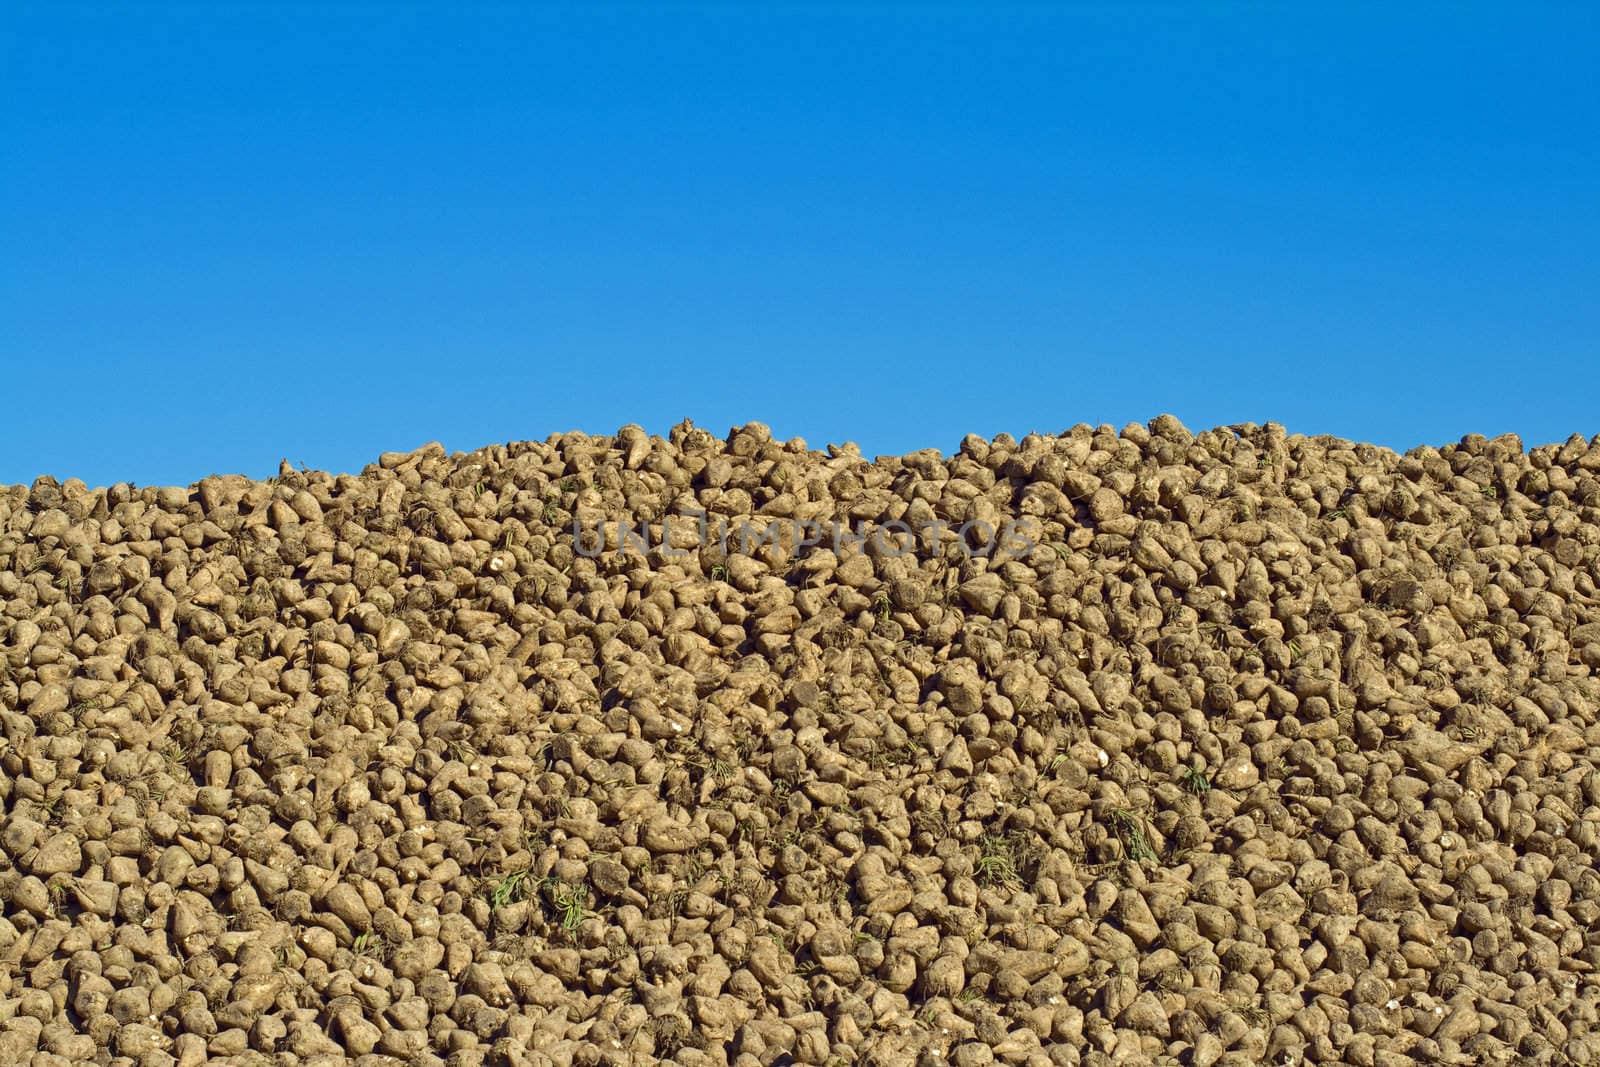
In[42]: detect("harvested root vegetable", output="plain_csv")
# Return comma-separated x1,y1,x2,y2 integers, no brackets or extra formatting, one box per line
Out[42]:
2,417,1600,1066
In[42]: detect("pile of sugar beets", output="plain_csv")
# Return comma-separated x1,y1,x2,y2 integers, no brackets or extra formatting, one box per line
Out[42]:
4,416,1600,1067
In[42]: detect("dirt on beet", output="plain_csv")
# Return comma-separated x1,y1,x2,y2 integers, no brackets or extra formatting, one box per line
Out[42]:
4,417,1600,1067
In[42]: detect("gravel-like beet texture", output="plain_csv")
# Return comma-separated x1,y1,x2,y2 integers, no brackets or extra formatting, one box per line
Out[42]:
4,417,1600,1067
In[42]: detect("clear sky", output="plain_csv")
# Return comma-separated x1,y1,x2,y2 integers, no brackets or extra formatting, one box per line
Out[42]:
3,3,1597,488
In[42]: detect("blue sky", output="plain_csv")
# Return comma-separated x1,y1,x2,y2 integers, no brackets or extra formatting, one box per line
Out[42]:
3,3,1597,488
